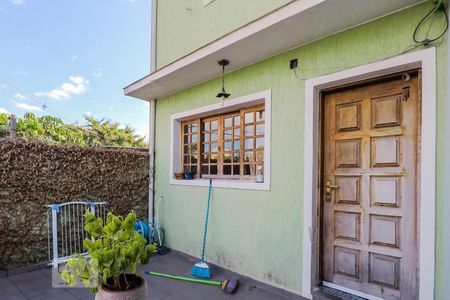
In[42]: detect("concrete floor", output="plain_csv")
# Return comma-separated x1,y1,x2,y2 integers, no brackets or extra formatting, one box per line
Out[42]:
0,251,303,300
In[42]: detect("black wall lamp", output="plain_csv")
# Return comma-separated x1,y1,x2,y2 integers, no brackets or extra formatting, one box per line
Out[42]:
216,59,231,99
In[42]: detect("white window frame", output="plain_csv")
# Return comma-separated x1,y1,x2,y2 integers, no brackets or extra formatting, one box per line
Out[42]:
170,90,271,191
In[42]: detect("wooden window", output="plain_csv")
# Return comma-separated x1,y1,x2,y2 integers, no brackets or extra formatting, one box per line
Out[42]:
181,104,265,180
181,120,200,175
242,106,265,178
201,117,219,177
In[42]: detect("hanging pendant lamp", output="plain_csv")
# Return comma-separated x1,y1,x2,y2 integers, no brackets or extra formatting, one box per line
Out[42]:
216,59,231,99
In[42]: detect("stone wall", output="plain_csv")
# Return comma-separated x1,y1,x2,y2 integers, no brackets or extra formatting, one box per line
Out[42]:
0,139,149,269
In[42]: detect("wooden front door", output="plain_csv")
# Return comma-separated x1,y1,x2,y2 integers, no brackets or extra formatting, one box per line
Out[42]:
322,73,419,300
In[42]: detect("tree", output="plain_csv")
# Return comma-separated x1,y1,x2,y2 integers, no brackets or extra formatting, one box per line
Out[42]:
0,113,147,147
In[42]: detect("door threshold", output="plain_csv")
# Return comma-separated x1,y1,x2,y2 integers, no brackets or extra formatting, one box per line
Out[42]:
321,282,382,300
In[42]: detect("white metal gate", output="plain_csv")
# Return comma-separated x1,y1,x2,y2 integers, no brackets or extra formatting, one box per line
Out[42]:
45,201,108,268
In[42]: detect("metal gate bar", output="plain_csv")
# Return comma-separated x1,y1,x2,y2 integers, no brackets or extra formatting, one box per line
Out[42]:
45,201,108,268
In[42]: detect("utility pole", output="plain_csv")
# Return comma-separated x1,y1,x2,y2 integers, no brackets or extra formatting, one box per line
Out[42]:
9,114,17,139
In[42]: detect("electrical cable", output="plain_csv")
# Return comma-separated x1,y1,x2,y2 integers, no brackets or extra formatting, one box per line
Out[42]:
413,0,448,46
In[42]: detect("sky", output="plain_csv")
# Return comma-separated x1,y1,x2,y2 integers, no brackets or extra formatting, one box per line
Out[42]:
0,0,151,139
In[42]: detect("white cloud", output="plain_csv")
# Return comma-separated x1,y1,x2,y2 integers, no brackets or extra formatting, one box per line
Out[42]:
0,107,10,114
35,76,89,100
84,111,93,117
70,55,78,61
11,0,25,5
14,102,42,112
92,68,103,78
14,93,28,100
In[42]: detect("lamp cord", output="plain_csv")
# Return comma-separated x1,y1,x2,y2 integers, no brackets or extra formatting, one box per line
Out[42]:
413,0,448,46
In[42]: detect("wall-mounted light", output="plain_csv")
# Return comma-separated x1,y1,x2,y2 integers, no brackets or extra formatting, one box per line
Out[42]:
216,59,231,100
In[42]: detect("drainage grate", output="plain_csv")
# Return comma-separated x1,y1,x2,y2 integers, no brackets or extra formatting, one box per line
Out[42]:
321,286,368,300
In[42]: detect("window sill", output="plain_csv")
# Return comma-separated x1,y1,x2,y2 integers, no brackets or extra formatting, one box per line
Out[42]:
170,178,270,191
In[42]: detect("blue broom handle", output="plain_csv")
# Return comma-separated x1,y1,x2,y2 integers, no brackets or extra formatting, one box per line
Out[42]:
201,178,212,261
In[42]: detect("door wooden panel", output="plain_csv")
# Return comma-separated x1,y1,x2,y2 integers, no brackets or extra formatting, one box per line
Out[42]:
322,74,419,300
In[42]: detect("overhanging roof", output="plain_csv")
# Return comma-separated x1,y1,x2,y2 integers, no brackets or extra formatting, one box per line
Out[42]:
124,0,423,101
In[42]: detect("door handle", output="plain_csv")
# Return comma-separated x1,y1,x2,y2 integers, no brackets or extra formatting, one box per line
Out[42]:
325,180,339,201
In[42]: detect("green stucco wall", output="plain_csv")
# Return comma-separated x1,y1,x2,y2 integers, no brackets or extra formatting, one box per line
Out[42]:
154,3,449,298
155,0,293,68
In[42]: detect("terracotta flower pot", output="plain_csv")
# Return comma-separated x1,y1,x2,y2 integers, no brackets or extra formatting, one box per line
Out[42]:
95,274,147,300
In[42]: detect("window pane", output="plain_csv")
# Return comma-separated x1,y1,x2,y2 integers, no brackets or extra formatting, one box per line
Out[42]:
203,132,210,142
202,155,209,163
203,122,210,131
256,137,264,149
223,153,231,163
233,141,240,151
211,143,218,152
192,134,198,143
191,144,198,154
184,145,190,154
191,123,198,133
234,116,240,126
233,165,240,175
244,151,253,163
224,117,232,128
244,164,251,175
184,155,190,164
244,125,254,137
256,151,264,163
210,153,218,163
244,138,253,149
203,143,209,152
224,141,232,151
211,120,218,130
256,124,264,136
234,128,240,137
191,155,198,164
184,134,189,144
245,112,254,124
184,124,189,133
256,110,265,122
201,165,208,175
210,165,218,175
224,130,232,140
223,165,232,175
211,132,218,142
191,166,197,175
233,152,240,163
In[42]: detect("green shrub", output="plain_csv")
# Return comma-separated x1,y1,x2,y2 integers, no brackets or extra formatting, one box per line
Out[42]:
61,211,156,293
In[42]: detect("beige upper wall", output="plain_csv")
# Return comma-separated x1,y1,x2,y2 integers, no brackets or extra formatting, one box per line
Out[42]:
154,0,294,69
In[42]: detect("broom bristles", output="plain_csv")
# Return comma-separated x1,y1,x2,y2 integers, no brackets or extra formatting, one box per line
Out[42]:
191,261,211,278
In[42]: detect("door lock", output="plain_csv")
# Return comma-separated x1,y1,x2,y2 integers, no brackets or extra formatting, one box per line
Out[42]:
325,180,339,201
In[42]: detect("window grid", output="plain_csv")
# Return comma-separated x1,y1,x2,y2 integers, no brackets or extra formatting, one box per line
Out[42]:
201,116,219,177
242,106,265,178
181,120,200,176
181,104,264,180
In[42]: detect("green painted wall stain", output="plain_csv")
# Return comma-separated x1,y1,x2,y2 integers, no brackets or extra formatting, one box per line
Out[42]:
154,3,449,298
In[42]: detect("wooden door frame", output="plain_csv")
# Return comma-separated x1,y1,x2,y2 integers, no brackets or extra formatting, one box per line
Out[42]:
301,48,436,300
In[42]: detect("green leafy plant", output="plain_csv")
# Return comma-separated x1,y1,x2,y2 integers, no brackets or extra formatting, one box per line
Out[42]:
61,211,156,293
0,112,148,147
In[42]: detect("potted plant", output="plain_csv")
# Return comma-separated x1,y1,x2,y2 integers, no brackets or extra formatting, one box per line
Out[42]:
61,211,156,300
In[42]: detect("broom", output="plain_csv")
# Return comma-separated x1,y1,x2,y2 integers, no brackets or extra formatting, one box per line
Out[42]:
191,178,213,278
145,271,239,294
